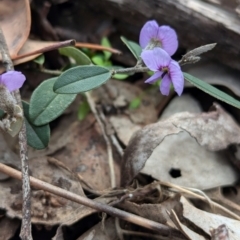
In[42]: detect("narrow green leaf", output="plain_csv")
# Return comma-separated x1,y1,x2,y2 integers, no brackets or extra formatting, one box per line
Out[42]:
53,65,112,94
120,36,142,60
78,98,90,120
59,46,92,65
129,97,141,109
34,54,45,65
23,101,50,149
184,72,240,109
101,37,112,60
29,77,76,126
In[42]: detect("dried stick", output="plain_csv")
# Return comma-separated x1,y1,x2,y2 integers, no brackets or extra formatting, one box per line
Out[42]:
0,27,32,240
85,91,116,188
98,109,124,157
0,163,186,239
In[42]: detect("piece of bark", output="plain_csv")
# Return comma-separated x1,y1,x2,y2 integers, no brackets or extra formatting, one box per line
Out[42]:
86,0,240,71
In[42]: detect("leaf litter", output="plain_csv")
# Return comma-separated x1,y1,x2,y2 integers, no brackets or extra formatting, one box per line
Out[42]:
1,0,240,239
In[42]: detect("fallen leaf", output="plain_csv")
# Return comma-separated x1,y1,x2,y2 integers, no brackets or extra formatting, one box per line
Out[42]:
121,103,239,187
170,209,205,240
120,194,182,226
0,0,31,57
77,218,118,240
0,217,20,240
29,114,121,190
93,80,157,146
180,197,240,239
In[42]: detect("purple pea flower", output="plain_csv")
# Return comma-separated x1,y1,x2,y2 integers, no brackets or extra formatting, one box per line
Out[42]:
141,48,184,96
139,20,178,56
0,71,26,92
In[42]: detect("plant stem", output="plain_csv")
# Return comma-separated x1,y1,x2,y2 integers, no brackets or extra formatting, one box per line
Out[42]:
112,66,149,75
0,27,32,240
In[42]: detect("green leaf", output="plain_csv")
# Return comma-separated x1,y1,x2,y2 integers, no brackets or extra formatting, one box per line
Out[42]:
120,36,142,60
29,77,76,126
23,101,50,149
113,73,128,80
92,55,105,66
78,98,90,120
184,72,240,109
34,54,45,65
53,65,112,94
129,97,141,109
59,46,92,65
101,37,112,60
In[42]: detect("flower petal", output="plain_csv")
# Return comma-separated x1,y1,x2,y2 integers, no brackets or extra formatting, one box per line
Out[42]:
160,74,171,95
158,26,178,56
139,20,159,48
169,60,184,96
1,71,26,92
141,48,171,71
145,71,162,84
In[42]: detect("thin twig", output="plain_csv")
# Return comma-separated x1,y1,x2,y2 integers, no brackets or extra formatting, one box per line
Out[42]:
85,91,116,188
112,66,149,74
0,28,32,239
75,42,121,54
0,163,186,239
160,181,240,221
98,109,124,157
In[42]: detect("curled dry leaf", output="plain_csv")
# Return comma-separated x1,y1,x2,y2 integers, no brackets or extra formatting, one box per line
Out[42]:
180,197,240,239
119,194,182,226
121,103,240,187
0,0,30,57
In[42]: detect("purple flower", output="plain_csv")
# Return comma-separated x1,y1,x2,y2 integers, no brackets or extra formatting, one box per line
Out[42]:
141,48,184,96
0,71,26,92
139,20,178,56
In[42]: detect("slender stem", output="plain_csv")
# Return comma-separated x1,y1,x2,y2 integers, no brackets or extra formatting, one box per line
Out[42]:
0,28,32,240
0,163,186,239
40,68,62,75
112,67,149,75
85,91,116,188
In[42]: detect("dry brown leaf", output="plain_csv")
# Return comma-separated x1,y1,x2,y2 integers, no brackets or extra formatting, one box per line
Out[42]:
0,0,30,57
52,196,115,240
29,114,121,190
0,155,86,225
93,80,158,146
121,103,240,186
180,197,240,239
120,194,182,226
170,210,205,240
77,218,118,240
0,217,20,240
